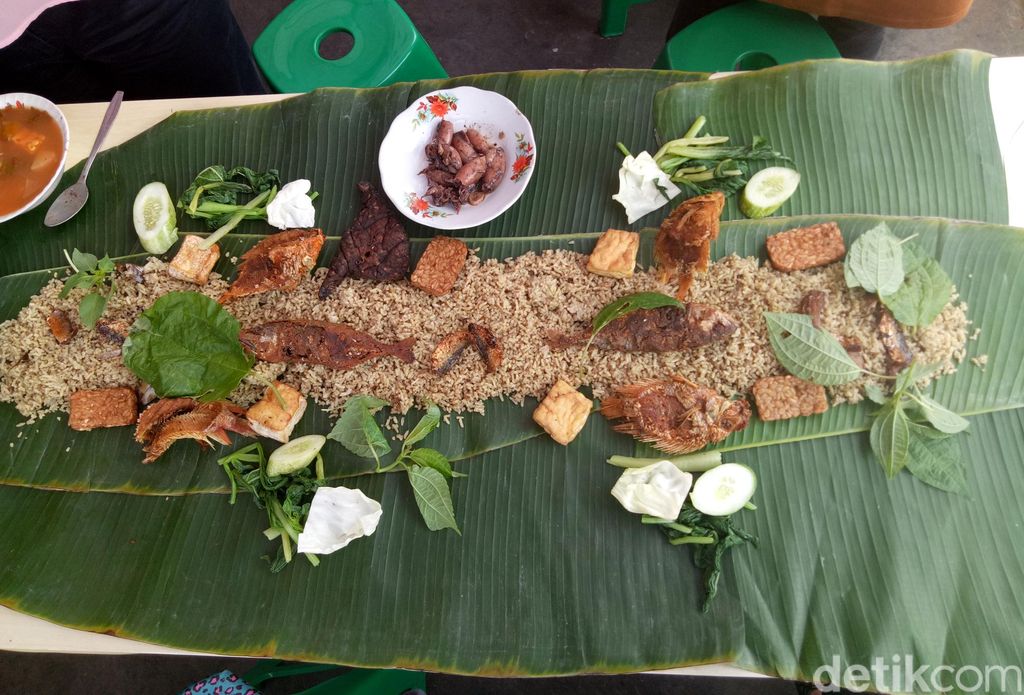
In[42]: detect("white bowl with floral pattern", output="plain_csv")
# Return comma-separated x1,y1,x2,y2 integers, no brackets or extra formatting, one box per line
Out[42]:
378,86,536,230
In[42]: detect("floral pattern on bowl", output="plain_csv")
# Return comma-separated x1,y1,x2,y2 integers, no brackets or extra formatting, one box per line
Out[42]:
379,86,537,231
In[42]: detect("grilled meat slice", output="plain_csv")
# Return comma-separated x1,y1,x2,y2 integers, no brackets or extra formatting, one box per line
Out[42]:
95,319,131,345
430,329,474,375
546,304,738,353
877,307,913,374
654,192,725,300
797,290,828,329
319,183,410,299
601,374,750,454
468,323,503,373
219,228,324,303
142,400,254,464
239,320,416,370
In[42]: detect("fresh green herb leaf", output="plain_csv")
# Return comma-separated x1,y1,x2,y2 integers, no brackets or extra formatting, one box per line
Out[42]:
907,392,970,434
72,249,98,273
904,423,967,494
78,292,107,330
408,465,460,534
864,383,888,405
880,256,953,327
763,312,863,385
843,222,905,296
869,403,910,478
122,291,253,401
402,403,441,448
327,395,391,463
407,448,465,479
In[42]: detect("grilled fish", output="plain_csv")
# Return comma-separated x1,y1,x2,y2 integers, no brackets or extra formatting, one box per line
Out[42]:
239,320,416,370
601,374,750,454
140,400,254,464
219,228,324,303
546,304,738,352
654,192,725,300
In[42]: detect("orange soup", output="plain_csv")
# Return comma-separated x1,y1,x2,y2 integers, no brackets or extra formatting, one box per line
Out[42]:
0,104,63,217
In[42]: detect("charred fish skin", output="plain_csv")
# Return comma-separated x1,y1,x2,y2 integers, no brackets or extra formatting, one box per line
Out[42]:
546,304,738,353
601,374,750,454
239,320,415,370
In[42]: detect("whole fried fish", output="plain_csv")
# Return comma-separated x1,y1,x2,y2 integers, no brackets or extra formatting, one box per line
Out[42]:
601,374,750,454
140,400,254,464
239,320,416,370
220,228,325,303
546,304,738,352
654,192,725,300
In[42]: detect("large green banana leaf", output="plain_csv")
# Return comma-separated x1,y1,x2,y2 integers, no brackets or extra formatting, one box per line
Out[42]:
653,50,1007,224
0,215,1016,496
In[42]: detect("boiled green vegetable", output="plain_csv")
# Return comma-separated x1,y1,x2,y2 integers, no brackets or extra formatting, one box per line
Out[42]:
121,291,253,401
178,165,282,228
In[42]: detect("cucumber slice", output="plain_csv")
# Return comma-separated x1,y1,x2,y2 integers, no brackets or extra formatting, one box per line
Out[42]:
739,167,800,219
689,463,757,516
267,434,326,478
133,182,178,254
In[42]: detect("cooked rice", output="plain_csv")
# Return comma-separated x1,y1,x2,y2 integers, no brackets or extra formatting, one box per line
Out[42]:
0,249,968,421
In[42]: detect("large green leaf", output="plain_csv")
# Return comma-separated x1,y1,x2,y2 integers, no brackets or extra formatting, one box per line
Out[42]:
1,215,1016,495
653,50,1008,223
2,408,1022,692
0,69,703,276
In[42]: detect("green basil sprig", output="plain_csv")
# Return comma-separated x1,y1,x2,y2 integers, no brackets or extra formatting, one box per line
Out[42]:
59,249,117,329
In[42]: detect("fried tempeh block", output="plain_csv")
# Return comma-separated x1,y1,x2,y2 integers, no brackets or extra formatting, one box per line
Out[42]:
533,379,592,446
766,222,846,272
587,229,639,279
69,387,138,431
411,236,469,296
751,376,828,421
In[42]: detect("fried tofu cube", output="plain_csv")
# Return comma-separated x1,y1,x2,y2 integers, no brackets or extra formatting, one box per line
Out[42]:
751,376,828,422
411,236,469,296
532,379,592,445
766,222,846,272
246,382,307,443
47,309,77,344
69,387,138,431
168,235,219,285
587,229,640,279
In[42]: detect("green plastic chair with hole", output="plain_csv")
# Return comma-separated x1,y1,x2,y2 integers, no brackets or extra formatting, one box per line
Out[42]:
242,660,427,694
653,1,840,72
599,0,653,37
253,0,448,92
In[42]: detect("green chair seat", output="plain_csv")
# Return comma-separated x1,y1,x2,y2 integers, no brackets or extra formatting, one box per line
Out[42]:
654,1,840,73
599,0,653,37
253,0,447,92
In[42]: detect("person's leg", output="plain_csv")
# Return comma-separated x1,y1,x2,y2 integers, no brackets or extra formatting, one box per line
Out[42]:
0,0,264,103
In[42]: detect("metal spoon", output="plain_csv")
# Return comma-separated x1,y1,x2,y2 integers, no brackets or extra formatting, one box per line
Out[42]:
44,90,124,227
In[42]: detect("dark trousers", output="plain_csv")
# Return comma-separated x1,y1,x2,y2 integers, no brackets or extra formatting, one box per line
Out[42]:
0,0,266,103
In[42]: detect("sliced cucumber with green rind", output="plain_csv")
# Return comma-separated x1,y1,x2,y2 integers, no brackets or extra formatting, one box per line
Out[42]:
739,167,800,219
689,463,757,516
267,435,326,478
133,182,178,254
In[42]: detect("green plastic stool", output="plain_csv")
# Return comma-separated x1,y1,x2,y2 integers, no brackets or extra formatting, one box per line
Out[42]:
252,0,448,92
599,0,653,37
242,660,427,694
653,1,840,73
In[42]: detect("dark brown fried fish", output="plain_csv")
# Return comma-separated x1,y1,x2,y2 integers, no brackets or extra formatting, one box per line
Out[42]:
877,307,913,374
654,192,725,300
546,304,738,353
319,183,409,299
601,374,750,454
219,228,324,303
140,400,254,464
239,320,416,370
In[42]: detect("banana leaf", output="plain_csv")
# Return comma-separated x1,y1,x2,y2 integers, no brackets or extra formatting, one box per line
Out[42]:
0,69,703,276
0,215,1016,495
653,50,1007,224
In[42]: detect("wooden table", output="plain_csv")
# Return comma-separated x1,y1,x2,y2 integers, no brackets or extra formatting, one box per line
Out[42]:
2,91,766,680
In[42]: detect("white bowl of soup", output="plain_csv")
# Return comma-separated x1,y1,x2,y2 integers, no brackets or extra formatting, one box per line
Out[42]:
0,93,69,224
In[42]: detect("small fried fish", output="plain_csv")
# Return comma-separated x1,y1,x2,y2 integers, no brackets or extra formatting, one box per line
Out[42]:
142,400,254,464
546,304,738,353
654,192,725,300
219,228,324,303
601,374,750,454
239,320,415,370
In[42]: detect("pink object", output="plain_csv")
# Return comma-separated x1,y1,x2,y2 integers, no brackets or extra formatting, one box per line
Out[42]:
0,0,79,49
